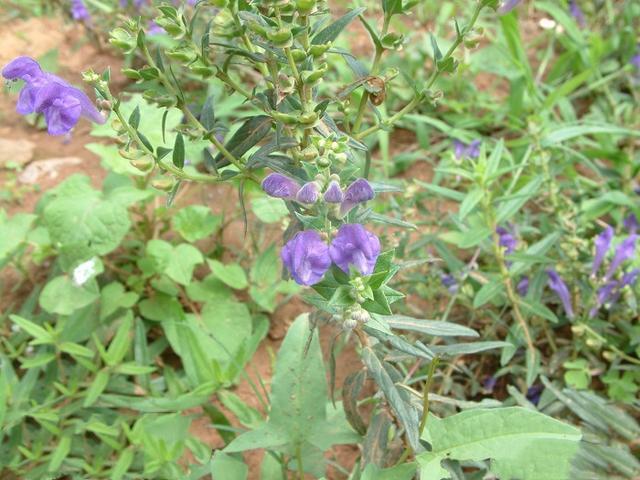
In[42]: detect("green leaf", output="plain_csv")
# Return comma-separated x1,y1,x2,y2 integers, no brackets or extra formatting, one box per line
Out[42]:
211,452,248,480
312,8,366,44
105,313,134,366
10,315,53,344
417,407,582,480
0,213,36,262
48,435,71,472
362,463,418,480
110,447,134,480
384,315,478,337
84,369,110,407
431,341,511,356
495,176,543,223
362,347,420,450
214,115,272,165
473,280,504,308
100,282,138,320
58,342,94,358
39,276,100,316
165,244,204,285
172,132,185,168
208,259,248,290
251,197,289,223
172,205,221,242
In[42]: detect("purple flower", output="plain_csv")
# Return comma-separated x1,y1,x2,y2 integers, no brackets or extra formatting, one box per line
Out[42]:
261,173,300,200
147,21,166,35
624,214,638,235
547,269,574,319
632,53,640,71
526,384,543,405
453,139,481,160
340,178,374,216
71,0,91,21
483,376,497,392
296,181,320,204
499,0,522,14
329,224,381,276
281,230,330,286
517,276,529,296
496,226,517,254
592,225,613,277
2,56,105,135
620,268,640,289
605,235,638,281
441,273,459,294
324,180,343,203
569,0,585,27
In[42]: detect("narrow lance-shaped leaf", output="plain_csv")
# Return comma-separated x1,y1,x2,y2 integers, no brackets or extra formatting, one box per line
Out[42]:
173,132,185,168
214,115,272,166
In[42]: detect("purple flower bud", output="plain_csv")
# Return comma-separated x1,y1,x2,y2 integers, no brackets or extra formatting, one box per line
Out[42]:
340,178,374,216
296,181,320,204
569,0,586,27
620,268,640,289
71,0,91,21
453,139,481,160
324,180,343,203
440,273,459,294
517,276,529,297
499,0,522,14
526,384,543,405
605,234,638,281
2,57,105,135
261,173,300,200
547,269,574,319
496,226,517,254
633,53,640,71
329,224,381,276
280,230,330,286
483,376,497,392
596,280,618,307
624,214,638,235
592,225,613,277
147,21,166,35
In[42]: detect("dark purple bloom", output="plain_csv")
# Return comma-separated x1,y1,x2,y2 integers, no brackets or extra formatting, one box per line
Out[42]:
592,225,613,277
296,181,320,204
280,230,330,286
499,0,522,14
547,270,574,319
453,139,481,160
526,384,543,405
496,226,517,254
605,235,638,281
2,57,105,135
324,180,343,203
620,268,640,289
440,273,459,294
261,173,300,200
517,276,529,297
71,0,91,21
483,376,497,392
624,214,638,235
329,224,381,276
340,178,374,216
569,0,585,27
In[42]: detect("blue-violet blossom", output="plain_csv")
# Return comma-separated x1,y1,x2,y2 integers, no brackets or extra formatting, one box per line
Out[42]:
281,230,331,286
499,0,522,14
330,224,381,276
340,178,374,216
71,0,91,21
261,173,300,200
453,139,481,160
547,269,574,318
496,226,517,254
569,0,585,27
591,225,613,277
605,234,638,281
2,56,105,135
324,180,344,203
296,181,320,204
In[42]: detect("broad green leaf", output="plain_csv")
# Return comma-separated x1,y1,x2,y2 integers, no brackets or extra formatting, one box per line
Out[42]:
210,452,248,480
0,213,36,262
208,259,248,290
417,407,582,480
165,244,204,285
85,143,145,177
172,205,221,242
251,196,288,223
39,276,100,316
43,175,131,260
199,300,252,362
100,282,139,320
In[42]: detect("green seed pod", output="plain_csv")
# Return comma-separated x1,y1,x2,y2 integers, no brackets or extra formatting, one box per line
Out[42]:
290,49,306,63
298,111,319,125
271,111,299,125
296,0,316,14
316,156,331,168
189,61,215,77
121,68,142,80
151,177,175,191
130,156,154,172
119,148,142,160
302,66,327,86
301,145,319,162
380,32,404,50
267,28,293,48
109,28,136,53
247,21,267,38
308,42,331,57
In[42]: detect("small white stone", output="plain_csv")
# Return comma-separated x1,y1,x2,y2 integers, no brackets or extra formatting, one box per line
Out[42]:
73,258,97,286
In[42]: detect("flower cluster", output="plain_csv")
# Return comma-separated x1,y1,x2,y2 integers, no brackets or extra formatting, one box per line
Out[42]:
71,0,91,22
262,173,374,216
262,173,380,287
1,57,105,135
547,219,639,319
453,139,481,160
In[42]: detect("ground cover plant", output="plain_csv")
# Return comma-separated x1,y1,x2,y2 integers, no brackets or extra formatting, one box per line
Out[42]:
0,0,638,479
